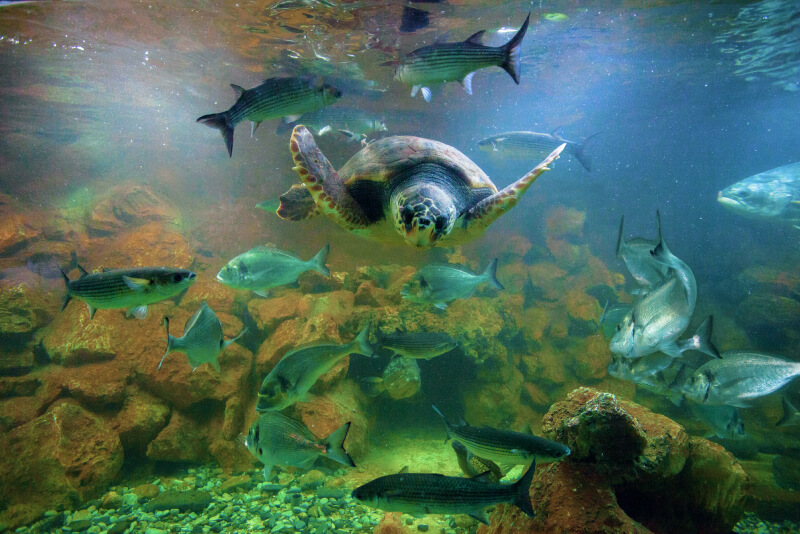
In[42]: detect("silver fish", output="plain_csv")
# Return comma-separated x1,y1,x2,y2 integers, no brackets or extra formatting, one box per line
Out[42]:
377,330,458,360
717,161,800,227
682,351,800,407
648,216,697,315
351,461,535,525
401,259,504,309
244,412,354,480
158,302,246,372
432,406,570,467
692,404,746,440
477,129,597,172
59,265,196,320
257,325,374,411
362,356,421,400
277,107,387,140
394,13,530,102
216,244,329,297
615,213,668,294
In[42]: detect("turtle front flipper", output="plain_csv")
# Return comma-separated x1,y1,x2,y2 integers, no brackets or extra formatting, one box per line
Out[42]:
276,184,320,221
290,125,370,230
461,143,565,235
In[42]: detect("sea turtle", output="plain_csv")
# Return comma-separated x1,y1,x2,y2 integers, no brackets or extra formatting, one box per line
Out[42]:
275,125,564,248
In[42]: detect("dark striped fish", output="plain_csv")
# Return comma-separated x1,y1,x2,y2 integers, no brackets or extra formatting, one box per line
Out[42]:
351,460,535,525
158,302,246,372
377,330,458,360
452,440,503,482
394,13,530,102
59,265,196,320
477,130,598,172
432,406,570,466
197,76,342,157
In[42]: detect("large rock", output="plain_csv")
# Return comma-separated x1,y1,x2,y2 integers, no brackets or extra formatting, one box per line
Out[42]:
146,411,211,463
540,388,747,533
85,184,181,237
109,386,170,454
0,193,41,256
0,400,123,511
0,269,56,352
88,221,194,268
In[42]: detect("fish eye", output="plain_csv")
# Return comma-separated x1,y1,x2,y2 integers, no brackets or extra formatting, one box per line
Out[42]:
257,447,263,456
172,273,184,283
739,190,750,197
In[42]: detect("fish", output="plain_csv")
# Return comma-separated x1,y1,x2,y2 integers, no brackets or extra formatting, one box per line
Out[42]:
777,397,800,427
608,354,690,406
451,440,503,482
648,215,697,316
158,302,246,373
682,351,800,407
394,13,530,102
58,265,196,320
400,6,430,34
717,161,800,227
692,404,746,440
401,259,504,309
275,107,388,139
216,244,329,297
615,213,668,294
376,330,458,360
244,412,354,480
256,325,374,411
351,461,536,525
362,356,421,400
432,406,570,467
197,76,342,157
477,129,598,172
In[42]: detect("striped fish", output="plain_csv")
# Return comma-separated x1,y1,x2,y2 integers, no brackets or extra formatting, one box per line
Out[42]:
197,76,342,157
276,107,388,140
256,325,375,412
158,302,246,372
451,440,503,482
377,330,458,360
59,265,196,320
432,406,570,467
351,460,535,525
394,13,530,102
477,130,598,172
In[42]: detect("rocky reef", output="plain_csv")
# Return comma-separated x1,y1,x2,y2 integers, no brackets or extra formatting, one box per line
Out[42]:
0,187,795,531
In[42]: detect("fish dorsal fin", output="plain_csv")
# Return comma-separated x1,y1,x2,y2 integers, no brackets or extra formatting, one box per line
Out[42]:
398,466,409,474
77,264,89,277
231,84,246,98
464,30,485,45
471,470,494,483
184,304,208,333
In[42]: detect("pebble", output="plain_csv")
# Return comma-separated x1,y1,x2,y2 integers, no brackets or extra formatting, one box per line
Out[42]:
417,524,429,532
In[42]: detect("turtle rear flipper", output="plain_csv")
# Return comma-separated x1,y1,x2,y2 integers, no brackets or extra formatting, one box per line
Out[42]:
276,184,320,221
290,125,370,230
462,143,565,235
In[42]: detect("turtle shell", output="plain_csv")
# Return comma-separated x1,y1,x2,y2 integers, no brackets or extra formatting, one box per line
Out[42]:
336,136,497,224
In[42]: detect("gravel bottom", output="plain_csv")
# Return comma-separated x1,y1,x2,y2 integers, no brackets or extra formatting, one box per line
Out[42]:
12,465,480,534
733,512,800,534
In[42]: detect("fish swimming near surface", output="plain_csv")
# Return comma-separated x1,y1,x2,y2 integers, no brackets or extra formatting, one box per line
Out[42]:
401,259,504,309
451,440,503,482
777,397,800,427
197,76,342,157
717,161,800,227
216,244,330,297
477,129,598,172
158,302,246,372
376,330,458,360
59,265,196,320
394,13,530,102
257,325,374,411
351,460,536,525
682,351,800,407
432,406,570,467
692,404,746,440
615,213,668,294
276,107,387,140
244,412,355,480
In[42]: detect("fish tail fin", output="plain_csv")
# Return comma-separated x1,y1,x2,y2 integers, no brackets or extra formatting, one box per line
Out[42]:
323,421,356,467
483,258,505,290
615,215,625,258
513,459,536,518
309,243,331,277
353,324,375,357
223,327,248,350
431,405,454,441
777,397,800,427
197,111,235,157
58,265,72,311
573,132,599,172
158,317,174,370
361,377,385,397
693,316,720,359
500,12,530,84
649,210,673,265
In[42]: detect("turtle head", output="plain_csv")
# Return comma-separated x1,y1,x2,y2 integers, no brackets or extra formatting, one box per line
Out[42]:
391,184,457,248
